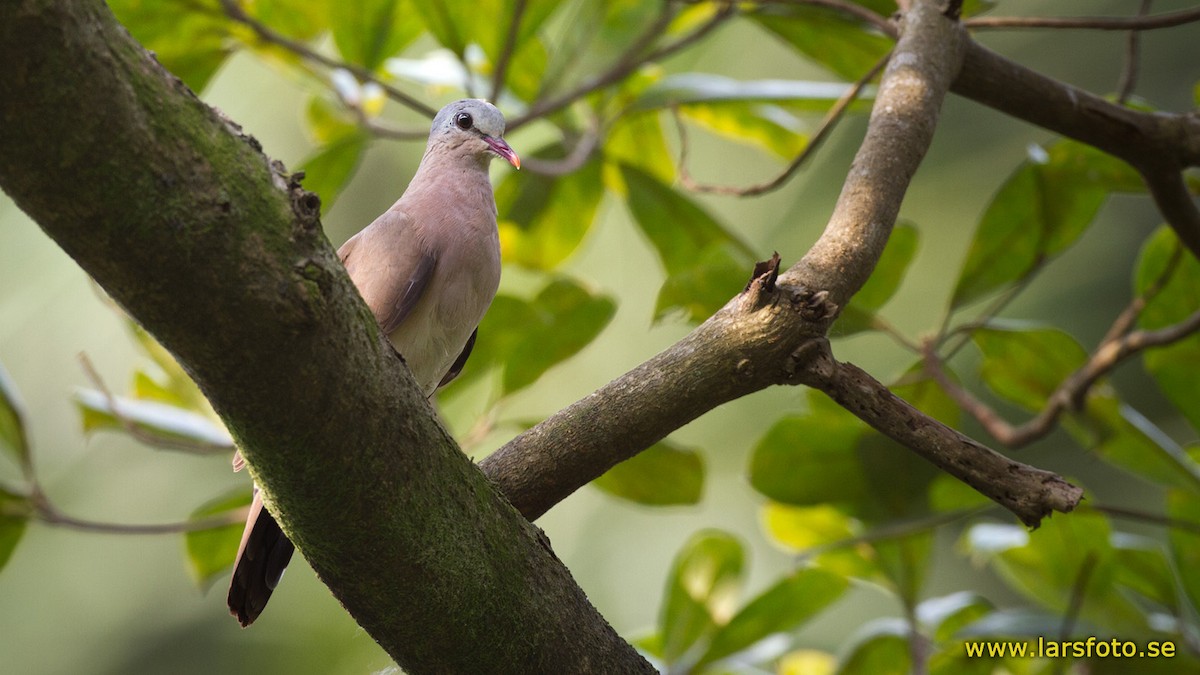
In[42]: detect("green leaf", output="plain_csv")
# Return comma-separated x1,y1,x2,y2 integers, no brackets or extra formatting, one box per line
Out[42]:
1167,489,1200,614
592,440,704,506
1135,226,1200,432
917,592,994,643
749,390,867,505
496,146,605,270
1111,533,1179,612
872,530,933,603
839,620,911,675
298,133,369,214
837,222,919,335
750,368,950,521
763,505,939,589
619,163,754,321
306,96,361,145
660,530,745,664
955,608,1064,638
330,0,423,71
678,102,809,159
127,321,209,411
0,362,30,469
633,73,873,112
108,0,232,92
605,112,677,185
1070,398,1200,491
412,0,559,62
972,323,1087,411
501,279,616,394
73,389,234,448
751,8,892,81
622,164,752,269
251,0,327,42
449,277,615,396
951,141,1146,308
502,37,550,102
184,489,252,588
653,245,749,322
959,0,998,19
696,567,847,667
0,485,31,573
929,474,991,512
963,511,1149,634
442,296,536,391
132,370,187,408
778,650,837,675
852,368,953,523
762,502,858,551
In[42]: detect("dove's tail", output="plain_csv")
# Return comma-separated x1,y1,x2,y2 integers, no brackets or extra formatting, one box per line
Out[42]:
228,488,295,627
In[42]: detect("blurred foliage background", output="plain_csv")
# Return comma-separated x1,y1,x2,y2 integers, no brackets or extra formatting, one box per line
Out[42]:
2,0,1200,673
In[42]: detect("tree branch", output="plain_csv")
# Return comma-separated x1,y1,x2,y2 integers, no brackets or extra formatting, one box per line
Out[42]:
520,125,603,176
490,0,527,103
749,0,899,38
924,305,1200,449
217,0,437,119
1115,0,1153,104
797,340,1082,527
0,1,650,671
484,1,1082,528
965,6,1200,31
29,485,245,534
674,51,889,197
949,39,1200,257
508,3,734,130
78,352,232,455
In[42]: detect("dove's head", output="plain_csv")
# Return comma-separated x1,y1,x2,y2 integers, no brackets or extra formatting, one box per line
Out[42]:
429,99,520,169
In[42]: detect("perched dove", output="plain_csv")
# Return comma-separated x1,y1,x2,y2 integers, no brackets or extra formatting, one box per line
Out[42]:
227,99,520,627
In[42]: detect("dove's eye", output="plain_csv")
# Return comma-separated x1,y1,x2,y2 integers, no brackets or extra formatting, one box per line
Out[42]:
454,112,473,130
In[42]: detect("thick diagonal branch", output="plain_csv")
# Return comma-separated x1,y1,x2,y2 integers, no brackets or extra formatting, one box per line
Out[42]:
0,1,650,672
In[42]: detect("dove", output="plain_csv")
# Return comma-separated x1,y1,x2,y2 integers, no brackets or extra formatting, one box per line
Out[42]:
227,99,519,627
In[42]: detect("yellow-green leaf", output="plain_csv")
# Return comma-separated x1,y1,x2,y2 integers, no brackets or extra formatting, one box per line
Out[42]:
0,363,29,469
184,489,252,588
592,440,704,506
696,567,847,668
660,530,745,663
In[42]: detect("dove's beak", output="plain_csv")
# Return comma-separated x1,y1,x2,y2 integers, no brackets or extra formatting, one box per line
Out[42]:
485,136,521,170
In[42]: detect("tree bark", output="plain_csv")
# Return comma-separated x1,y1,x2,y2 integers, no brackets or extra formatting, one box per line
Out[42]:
0,1,651,672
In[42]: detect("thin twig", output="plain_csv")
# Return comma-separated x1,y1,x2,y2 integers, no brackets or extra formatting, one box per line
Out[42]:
351,107,430,141
491,0,528,103
966,6,1200,31
218,0,437,118
797,507,989,560
1058,552,1098,642
747,0,898,38
906,596,930,675
521,126,603,176
78,353,232,455
869,315,924,354
29,485,245,534
1089,504,1200,536
937,261,1047,362
509,3,735,130
1116,0,1153,103
674,51,889,196
922,305,1200,449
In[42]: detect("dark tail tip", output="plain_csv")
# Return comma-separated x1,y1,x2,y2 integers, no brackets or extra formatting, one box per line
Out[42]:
228,506,295,627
